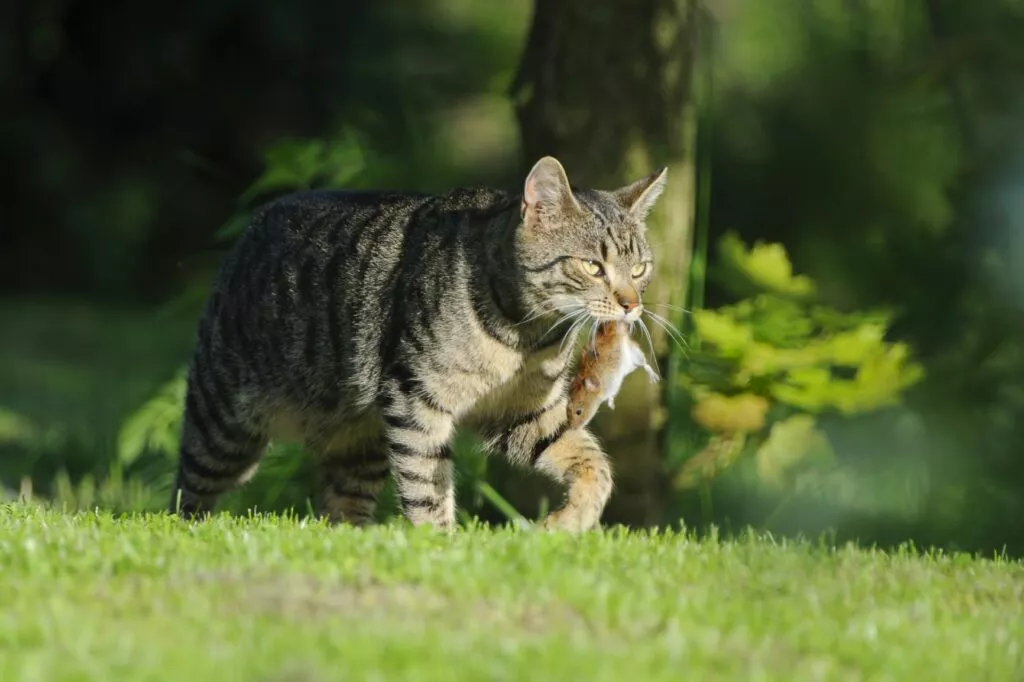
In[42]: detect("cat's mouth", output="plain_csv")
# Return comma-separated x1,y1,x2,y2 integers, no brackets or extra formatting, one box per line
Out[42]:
587,305,643,324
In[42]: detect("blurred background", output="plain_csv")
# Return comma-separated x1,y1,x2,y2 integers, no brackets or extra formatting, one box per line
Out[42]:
3,0,1024,556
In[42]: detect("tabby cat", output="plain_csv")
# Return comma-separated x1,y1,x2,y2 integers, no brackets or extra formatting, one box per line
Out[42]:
171,156,666,532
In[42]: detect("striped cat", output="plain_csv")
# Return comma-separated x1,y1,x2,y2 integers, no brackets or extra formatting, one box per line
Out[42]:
171,156,667,532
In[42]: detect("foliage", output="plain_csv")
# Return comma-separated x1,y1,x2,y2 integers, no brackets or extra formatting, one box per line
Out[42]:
117,369,188,466
676,234,924,491
685,0,1024,551
239,132,368,205
714,232,816,299
691,295,922,415
216,131,371,241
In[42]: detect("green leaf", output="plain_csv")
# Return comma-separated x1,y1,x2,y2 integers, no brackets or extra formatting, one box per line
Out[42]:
820,322,888,365
690,392,771,433
214,211,251,241
746,295,815,347
716,232,817,299
117,369,187,465
237,130,369,207
692,309,754,356
739,342,822,376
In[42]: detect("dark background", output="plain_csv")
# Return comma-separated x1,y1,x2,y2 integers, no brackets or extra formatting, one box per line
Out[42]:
3,0,1023,556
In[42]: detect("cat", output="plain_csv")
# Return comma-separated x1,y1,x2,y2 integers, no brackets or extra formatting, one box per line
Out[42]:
170,156,667,532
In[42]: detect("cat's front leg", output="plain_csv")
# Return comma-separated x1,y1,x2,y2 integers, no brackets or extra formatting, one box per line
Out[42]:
535,427,612,532
496,399,612,532
380,382,457,531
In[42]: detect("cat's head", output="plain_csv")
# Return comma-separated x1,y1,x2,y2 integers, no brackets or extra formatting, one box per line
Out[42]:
515,156,667,326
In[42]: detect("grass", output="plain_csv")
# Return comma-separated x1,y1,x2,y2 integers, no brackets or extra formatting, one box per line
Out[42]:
1,506,1022,681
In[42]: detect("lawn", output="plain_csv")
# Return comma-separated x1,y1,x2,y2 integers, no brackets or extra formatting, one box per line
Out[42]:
1,506,1021,681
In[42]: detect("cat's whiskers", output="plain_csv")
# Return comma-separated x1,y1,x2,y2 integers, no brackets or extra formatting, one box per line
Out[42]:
516,293,577,328
560,312,592,354
648,302,691,315
647,315,688,348
514,304,552,328
635,318,661,376
643,310,689,353
540,307,588,346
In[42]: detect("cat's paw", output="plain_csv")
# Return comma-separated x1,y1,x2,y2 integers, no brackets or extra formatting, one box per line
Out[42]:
541,508,599,533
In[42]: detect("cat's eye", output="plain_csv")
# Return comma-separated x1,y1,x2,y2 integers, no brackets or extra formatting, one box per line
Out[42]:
630,263,649,278
575,408,583,415
582,260,604,277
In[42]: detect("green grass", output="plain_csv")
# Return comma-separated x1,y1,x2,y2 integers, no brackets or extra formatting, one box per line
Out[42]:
1,506,1022,681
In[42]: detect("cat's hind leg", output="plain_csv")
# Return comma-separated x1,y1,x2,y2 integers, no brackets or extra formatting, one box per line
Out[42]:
313,418,390,526
170,368,267,519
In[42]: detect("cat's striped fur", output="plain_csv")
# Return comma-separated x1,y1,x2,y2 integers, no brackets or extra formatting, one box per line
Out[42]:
171,156,667,532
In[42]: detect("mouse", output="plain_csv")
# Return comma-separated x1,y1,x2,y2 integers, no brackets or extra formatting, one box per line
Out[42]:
566,320,659,429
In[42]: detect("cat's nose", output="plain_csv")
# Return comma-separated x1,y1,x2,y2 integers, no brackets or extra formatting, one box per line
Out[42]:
617,295,638,312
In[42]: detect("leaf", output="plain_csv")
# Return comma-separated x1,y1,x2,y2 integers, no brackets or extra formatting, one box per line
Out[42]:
820,322,888,365
716,232,817,298
692,309,754,356
117,369,187,465
214,211,251,241
755,414,835,488
237,130,369,207
739,342,821,376
770,382,832,414
847,343,925,412
747,295,814,347
691,392,771,433
324,129,368,187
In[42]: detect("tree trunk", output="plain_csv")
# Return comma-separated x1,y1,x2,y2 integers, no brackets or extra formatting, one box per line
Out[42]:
510,0,700,526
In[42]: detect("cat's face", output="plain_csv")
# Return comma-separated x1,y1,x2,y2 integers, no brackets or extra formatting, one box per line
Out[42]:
516,157,667,326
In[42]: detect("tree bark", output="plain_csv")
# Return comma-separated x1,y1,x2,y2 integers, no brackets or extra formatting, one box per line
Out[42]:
510,0,700,526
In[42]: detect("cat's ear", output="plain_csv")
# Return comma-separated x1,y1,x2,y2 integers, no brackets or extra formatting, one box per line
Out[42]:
522,156,581,229
613,167,668,220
